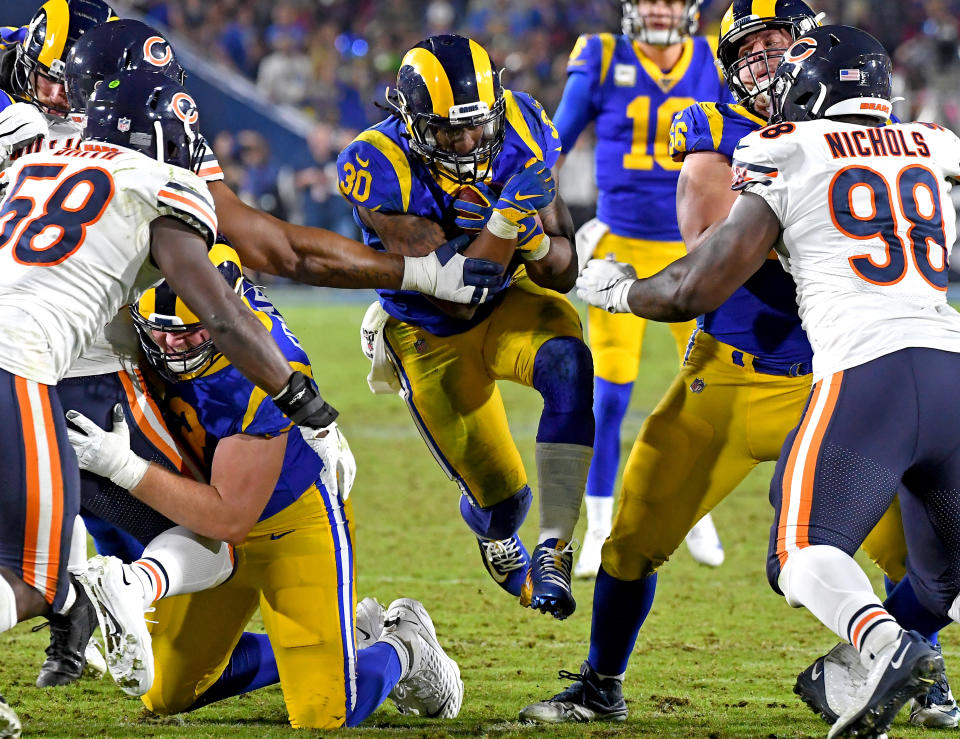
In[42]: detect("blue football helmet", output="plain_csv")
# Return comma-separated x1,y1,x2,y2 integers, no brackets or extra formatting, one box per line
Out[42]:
771,25,893,123
83,69,202,171
65,19,184,115
13,0,117,117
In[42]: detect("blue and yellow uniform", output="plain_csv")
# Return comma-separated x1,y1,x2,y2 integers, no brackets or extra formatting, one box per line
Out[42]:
141,275,359,729
337,90,583,508
0,26,26,110
555,33,731,383
596,102,906,582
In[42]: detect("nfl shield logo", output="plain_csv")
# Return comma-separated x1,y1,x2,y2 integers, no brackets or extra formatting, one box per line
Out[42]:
413,338,428,354
689,378,705,394
118,117,131,132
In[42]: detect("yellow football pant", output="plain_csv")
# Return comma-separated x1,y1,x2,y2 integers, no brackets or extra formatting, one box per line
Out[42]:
602,331,907,582
142,488,358,729
384,273,582,507
587,232,695,383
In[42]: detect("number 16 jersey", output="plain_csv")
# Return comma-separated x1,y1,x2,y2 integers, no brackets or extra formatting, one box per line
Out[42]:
733,119,960,382
0,143,217,385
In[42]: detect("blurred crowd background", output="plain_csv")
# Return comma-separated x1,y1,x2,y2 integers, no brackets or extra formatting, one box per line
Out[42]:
115,0,960,241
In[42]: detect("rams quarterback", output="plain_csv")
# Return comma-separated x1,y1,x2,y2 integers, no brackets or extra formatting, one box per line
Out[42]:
337,34,593,620
554,0,732,576
523,0,957,730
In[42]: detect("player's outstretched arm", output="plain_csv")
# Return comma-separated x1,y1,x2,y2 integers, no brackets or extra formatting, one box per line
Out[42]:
676,151,742,252
577,193,780,321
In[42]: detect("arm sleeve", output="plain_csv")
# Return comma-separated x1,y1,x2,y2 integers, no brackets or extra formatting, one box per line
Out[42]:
553,72,596,154
669,103,720,162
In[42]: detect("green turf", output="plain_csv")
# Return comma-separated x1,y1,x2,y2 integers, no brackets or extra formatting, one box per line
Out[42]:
1,296,948,737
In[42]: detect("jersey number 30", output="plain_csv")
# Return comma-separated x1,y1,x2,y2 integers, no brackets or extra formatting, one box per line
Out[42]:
829,164,948,290
0,164,115,266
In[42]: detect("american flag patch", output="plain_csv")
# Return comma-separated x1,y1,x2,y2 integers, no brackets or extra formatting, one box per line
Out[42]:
839,69,861,82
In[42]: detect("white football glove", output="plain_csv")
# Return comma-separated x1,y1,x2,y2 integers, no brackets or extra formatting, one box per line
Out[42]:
301,421,357,500
66,405,150,491
0,102,47,161
401,235,503,305
575,257,638,314
573,218,610,274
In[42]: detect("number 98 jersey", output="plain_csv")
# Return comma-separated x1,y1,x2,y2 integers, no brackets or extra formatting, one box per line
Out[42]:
734,119,960,381
0,144,217,385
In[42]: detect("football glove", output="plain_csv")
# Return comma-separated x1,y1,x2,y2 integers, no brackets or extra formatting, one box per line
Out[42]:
575,256,638,314
66,405,150,491
517,217,550,261
452,183,496,233
402,234,504,304
0,102,47,162
273,371,339,430
487,158,556,239
301,421,357,500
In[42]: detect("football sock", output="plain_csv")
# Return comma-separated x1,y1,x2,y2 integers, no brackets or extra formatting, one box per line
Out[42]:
536,442,591,543
883,574,948,645
67,515,88,574
778,545,900,664
585,495,614,536
532,336,594,447
186,632,279,711
587,567,656,677
0,575,17,632
459,486,532,540
131,526,235,609
586,378,632,501
346,642,404,727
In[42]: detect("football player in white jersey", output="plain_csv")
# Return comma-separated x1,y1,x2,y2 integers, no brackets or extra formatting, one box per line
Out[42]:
576,25,960,738
0,68,385,728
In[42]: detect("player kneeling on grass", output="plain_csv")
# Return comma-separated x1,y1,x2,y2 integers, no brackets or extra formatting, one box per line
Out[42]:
66,245,463,728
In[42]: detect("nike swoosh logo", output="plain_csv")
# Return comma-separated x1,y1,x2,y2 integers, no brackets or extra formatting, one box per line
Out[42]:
890,641,910,670
357,626,371,641
514,193,540,201
356,156,369,167
811,662,822,681
270,530,295,540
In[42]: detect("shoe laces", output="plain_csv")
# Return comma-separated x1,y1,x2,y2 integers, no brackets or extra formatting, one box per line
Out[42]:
482,537,526,573
533,540,576,590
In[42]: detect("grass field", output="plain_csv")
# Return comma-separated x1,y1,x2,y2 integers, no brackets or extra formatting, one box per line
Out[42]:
1,293,950,738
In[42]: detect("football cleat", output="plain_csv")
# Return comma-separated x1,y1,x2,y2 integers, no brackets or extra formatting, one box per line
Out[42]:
355,597,386,649
519,661,628,723
520,538,576,619
795,641,868,723
84,639,107,679
34,574,99,687
684,513,724,567
828,630,944,739
477,535,529,597
908,643,959,728
573,528,606,579
380,598,463,718
80,555,154,696
0,695,20,739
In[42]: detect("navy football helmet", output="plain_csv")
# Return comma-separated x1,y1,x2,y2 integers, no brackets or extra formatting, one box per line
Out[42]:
388,34,505,184
716,0,820,111
771,25,893,123
622,0,702,46
13,0,116,117
83,69,202,171
65,19,184,115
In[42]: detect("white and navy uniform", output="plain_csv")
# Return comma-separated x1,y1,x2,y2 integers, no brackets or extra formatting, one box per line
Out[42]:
0,141,216,607
734,119,960,616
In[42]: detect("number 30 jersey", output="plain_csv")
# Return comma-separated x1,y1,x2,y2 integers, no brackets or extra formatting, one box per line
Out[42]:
734,120,960,381
0,144,218,385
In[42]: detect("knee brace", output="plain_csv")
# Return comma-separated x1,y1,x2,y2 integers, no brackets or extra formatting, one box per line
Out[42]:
532,336,594,447
459,487,532,540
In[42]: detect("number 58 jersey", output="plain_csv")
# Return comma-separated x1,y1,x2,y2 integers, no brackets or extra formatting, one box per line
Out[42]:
0,144,218,385
733,120,960,381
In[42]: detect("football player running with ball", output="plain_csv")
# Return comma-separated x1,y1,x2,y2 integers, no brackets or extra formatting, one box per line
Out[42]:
338,34,592,620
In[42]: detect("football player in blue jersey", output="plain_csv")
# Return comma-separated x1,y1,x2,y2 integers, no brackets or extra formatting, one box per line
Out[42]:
522,0,958,726
337,34,593,620
554,0,732,577
66,243,464,728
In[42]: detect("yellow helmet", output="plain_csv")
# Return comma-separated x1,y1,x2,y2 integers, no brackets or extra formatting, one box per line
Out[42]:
131,241,244,381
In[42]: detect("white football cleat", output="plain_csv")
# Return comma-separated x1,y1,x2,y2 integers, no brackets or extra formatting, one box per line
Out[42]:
355,597,385,649
83,638,107,679
573,528,607,579
0,695,20,738
80,555,154,696
380,598,463,718
684,513,724,567
795,641,868,723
